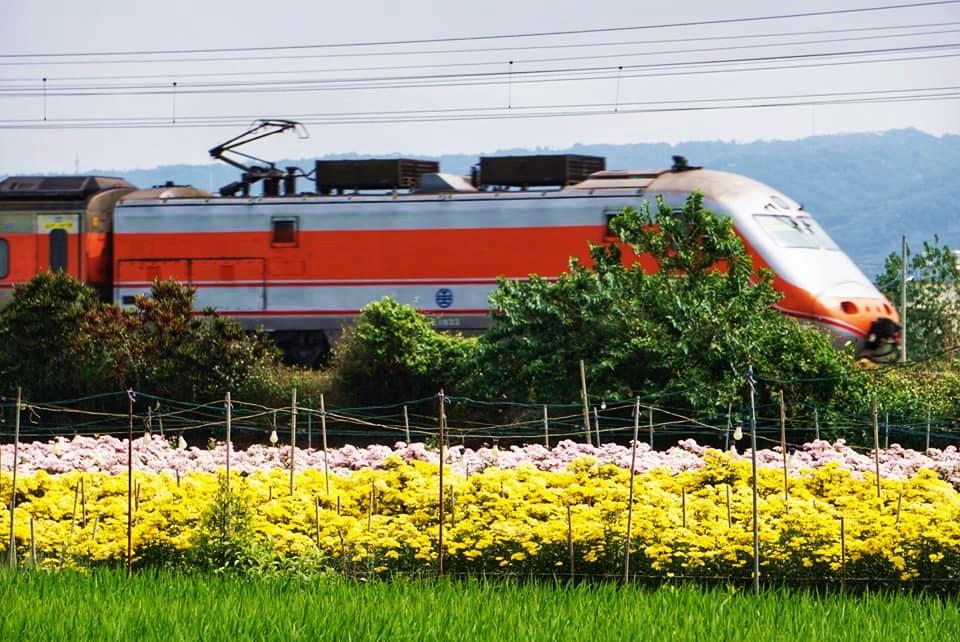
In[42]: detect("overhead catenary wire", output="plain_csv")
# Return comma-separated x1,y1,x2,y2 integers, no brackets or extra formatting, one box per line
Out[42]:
4,42,957,96
3,1,957,58
3,25,958,80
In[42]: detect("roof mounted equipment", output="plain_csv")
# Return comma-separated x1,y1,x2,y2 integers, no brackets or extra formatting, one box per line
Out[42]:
209,119,309,197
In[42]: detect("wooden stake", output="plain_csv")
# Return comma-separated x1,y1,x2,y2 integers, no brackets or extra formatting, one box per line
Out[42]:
450,486,456,528
438,389,446,578
543,405,550,448
593,407,601,447
814,408,820,441
91,515,99,542
925,405,931,451
872,400,881,499
648,406,654,449
315,497,321,547
225,392,232,495
307,398,312,451
884,411,890,450
579,360,592,446
127,389,134,577
895,489,903,527
7,386,21,568
403,405,410,443
176,469,180,488
567,504,574,580
624,398,639,584
321,394,330,496
779,390,788,503
80,476,86,528
29,517,35,567
289,388,297,496
839,516,846,592
367,481,375,532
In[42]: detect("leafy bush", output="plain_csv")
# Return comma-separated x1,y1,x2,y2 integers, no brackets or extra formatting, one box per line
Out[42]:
328,297,476,405
0,273,283,404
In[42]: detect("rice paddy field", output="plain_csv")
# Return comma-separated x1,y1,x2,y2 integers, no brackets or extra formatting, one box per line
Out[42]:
1,570,956,642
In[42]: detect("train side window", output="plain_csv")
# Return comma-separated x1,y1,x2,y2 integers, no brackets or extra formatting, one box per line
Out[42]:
271,217,298,247
50,229,68,271
0,238,8,278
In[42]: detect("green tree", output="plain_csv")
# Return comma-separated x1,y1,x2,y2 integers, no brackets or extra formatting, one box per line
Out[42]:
466,193,846,410
875,236,959,361
0,271,100,400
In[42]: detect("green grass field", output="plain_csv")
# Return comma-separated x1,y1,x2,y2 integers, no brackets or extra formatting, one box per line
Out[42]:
1,570,956,641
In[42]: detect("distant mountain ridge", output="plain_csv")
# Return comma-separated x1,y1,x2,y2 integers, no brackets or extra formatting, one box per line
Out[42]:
14,128,960,275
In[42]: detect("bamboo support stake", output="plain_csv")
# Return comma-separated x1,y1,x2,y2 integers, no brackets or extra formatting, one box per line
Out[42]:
307,397,313,451
779,390,788,503
872,400,882,499
289,388,297,496
746,366,760,595
225,391,232,495
579,360,592,446
80,476,86,528
315,497,321,548
648,406,654,449
29,517,35,567
403,405,410,444
543,405,550,448
71,481,79,526
840,516,847,592
438,389,446,578
7,387,21,568
925,405,931,451
91,515,99,542
450,486,456,528
367,481,375,532
896,489,903,527
814,408,820,441
567,504,574,580
593,407,601,447
127,389,134,577
624,398,640,584
320,394,330,496
884,412,890,450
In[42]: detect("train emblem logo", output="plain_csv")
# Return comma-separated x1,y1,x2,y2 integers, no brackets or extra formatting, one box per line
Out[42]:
435,288,454,309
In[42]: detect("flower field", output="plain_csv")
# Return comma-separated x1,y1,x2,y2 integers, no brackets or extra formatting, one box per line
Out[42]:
2,436,960,584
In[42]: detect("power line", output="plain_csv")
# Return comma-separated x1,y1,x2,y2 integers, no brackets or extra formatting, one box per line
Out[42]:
3,21,958,69
2,88,955,130
3,43,956,97
2,27,958,84
2,1,958,58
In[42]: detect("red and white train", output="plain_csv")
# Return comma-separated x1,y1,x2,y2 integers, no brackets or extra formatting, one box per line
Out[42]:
0,153,900,364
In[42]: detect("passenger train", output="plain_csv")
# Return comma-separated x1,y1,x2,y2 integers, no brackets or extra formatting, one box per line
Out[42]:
0,151,900,364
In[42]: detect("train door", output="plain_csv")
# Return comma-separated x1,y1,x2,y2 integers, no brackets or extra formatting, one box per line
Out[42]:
189,258,266,311
36,213,81,277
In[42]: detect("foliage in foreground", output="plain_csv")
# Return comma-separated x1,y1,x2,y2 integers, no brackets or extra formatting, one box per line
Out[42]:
2,571,956,642
3,450,959,585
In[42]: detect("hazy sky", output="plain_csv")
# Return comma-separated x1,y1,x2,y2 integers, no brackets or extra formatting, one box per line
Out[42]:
2,0,959,173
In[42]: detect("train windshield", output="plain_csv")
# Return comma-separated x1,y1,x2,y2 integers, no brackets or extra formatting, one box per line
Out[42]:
797,216,840,250
753,214,819,248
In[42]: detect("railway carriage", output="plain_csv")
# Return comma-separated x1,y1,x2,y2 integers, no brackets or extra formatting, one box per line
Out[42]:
0,153,900,364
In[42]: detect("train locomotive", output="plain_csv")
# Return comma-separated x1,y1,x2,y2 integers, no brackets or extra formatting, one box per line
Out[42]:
0,128,900,365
